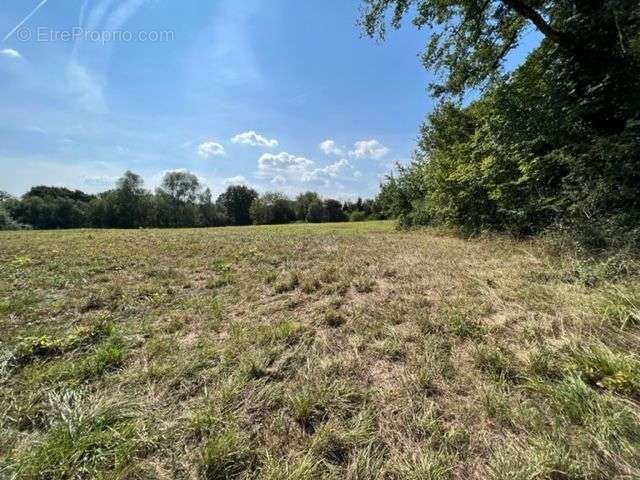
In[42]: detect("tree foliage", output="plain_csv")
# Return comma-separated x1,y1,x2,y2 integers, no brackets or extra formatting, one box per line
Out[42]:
5,173,383,230
249,192,296,225
361,0,640,99
216,185,259,226
368,0,640,249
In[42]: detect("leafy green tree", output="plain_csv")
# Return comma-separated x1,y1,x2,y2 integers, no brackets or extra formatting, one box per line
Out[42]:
159,171,201,204
216,185,259,226
294,191,321,221
24,186,95,203
323,199,348,222
9,188,91,229
305,200,324,223
250,192,296,225
350,210,368,222
156,171,202,227
361,1,639,102
114,171,146,228
0,192,19,230
366,0,640,246
199,188,228,227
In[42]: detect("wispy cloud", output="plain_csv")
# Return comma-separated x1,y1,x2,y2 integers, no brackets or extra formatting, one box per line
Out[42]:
271,175,286,186
104,0,149,32
224,175,248,186
188,0,262,93
85,0,117,30
66,62,107,113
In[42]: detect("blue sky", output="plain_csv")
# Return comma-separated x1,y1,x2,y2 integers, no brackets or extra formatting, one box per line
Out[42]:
0,0,539,199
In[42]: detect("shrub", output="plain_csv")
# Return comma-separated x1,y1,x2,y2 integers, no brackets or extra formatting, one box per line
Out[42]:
0,205,20,230
349,211,367,222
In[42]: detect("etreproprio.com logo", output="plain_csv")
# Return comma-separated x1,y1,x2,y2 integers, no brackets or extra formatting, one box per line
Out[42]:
14,26,175,44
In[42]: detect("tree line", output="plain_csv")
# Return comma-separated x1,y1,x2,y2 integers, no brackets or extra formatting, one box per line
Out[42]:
363,0,640,251
0,170,383,230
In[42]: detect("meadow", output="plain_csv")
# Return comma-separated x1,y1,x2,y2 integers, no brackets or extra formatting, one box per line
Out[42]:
1,221,639,479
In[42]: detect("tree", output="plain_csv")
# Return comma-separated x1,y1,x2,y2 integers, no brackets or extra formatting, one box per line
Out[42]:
0,192,19,230
323,199,348,222
216,185,259,226
24,186,95,203
114,171,146,228
363,0,640,247
9,187,91,229
159,171,201,204
155,171,202,227
199,188,228,227
306,200,324,223
294,191,321,221
360,1,640,101
250,192,296,225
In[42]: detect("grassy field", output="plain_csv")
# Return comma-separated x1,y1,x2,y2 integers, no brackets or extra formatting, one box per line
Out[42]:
1,221,639,479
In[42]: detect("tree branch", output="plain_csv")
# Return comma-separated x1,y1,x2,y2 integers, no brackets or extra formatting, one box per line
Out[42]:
500,0,573,48
491,28,520,70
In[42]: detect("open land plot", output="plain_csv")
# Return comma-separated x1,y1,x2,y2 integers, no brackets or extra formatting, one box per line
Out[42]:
1,221,639,479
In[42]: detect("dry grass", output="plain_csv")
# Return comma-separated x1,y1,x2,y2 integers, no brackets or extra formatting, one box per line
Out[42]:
1,221,639,479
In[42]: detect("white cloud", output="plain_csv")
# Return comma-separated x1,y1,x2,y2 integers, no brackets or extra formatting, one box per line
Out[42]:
0,49,22,59
314,158,351,178
319,139,343,156
232,130,278,148
197,141,225,158
224,175,247,185
258,151,353,186
271,175,286,186
349,139,389,160
259,151,313,170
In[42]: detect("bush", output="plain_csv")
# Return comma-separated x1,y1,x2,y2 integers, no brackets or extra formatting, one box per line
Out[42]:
250,192,296,225
349,211,367,222
306,201,324,223
0,206,20,230
323,199,348,222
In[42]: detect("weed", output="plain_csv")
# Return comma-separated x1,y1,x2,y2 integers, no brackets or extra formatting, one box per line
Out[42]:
353,277,376,293
200,428,255,479
394,449,454,480
288,388,327,432
324,310,346,328
274,272,299,293
300,275,322,294
15,391,150,479
474,345,520,382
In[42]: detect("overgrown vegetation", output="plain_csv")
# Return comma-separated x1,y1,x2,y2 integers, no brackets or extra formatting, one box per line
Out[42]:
1,222,639,478
365,1,640,251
